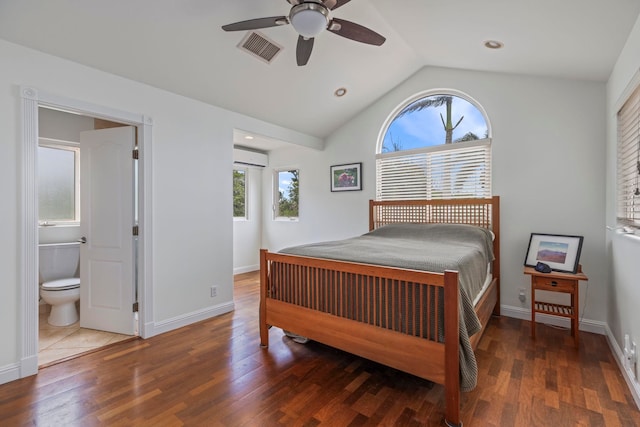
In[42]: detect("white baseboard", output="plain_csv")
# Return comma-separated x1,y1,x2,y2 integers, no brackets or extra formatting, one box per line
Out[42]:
144,301,235,338
0,363,20,386
233,265,259,275
604,324,640,409
500,304,607,335
1,357,38,386
21,355,38,378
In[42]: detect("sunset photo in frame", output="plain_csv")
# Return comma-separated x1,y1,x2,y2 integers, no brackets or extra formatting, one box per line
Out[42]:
524,233,584,273
331,162,362,192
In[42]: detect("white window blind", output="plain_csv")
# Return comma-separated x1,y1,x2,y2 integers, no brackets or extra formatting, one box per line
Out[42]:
376,139,491,200
617,84,640,226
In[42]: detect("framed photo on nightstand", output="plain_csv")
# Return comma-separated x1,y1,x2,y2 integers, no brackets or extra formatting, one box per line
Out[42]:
524,233,584,273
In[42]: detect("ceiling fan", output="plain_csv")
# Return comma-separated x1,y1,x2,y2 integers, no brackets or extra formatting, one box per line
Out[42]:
221,0,386,66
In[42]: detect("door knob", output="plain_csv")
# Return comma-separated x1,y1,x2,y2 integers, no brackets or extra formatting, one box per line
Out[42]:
78,236,87,244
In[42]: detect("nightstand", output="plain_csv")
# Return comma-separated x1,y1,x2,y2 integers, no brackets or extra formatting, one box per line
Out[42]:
524,265,588,347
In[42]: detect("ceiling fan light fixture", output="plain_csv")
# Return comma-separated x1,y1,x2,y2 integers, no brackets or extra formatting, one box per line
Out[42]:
222,1,386,66
290,3,329,38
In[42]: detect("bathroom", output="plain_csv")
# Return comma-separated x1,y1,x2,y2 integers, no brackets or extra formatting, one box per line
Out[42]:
37,107,136,366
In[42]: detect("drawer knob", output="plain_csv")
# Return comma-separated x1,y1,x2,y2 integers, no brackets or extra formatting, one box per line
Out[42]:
551,281,558,286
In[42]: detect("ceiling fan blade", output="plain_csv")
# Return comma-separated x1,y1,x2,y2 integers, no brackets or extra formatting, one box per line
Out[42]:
330,0,352,10
328,18,386,46
222,16,288,32
296,36,314,66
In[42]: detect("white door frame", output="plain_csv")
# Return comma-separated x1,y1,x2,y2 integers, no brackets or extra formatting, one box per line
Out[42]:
19,86,154,378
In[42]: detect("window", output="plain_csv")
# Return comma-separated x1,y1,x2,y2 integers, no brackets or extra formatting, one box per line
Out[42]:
377,92,491,200
617,84,640,227
233,168,247,219
38,139,80,224
274,169,299,219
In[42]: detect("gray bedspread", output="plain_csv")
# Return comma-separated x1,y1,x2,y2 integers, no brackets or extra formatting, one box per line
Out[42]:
279,223,494,391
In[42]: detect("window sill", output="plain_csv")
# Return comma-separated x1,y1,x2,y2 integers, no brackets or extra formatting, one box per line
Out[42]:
274,217,299,222
612,228,640,244
620,231,640,242
39,223,80,228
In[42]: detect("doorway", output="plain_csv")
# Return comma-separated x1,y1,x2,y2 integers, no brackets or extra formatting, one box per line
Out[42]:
37,109,137,365
19,86,153,378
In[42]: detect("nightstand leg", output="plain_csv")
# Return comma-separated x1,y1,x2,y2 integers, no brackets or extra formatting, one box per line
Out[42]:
531,285,536,338
570,293,575,338
573,292,579,348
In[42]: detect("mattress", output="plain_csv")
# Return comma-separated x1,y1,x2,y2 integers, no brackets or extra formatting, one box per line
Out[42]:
473,268,493,307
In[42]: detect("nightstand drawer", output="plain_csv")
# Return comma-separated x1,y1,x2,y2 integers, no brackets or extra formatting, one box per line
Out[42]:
532,276,576,292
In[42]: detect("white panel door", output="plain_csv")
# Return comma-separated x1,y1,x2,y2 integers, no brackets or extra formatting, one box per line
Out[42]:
80,126,135,335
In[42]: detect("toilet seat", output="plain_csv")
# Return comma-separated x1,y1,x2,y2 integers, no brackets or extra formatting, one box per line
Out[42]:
41,278,80,291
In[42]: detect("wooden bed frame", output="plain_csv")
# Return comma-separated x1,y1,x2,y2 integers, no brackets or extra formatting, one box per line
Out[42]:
259,197,500,426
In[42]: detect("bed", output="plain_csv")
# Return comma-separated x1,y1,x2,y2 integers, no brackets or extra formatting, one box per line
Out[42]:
259,197,500,427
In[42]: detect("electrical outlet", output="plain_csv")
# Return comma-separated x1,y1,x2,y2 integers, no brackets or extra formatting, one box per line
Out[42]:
624,334,637,370
210,286,217,298
518,288,526,303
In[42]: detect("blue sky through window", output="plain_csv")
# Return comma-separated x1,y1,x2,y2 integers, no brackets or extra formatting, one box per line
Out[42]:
382,95,488,152
278,170,294,195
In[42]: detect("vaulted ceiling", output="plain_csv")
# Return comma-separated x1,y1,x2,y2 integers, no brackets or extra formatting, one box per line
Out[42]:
1,0,639,143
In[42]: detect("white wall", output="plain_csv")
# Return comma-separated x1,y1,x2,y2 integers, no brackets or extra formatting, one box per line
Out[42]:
233,166,262,274
0,38,321,382
39,107,94,141
606,12,640,388
263,66,608,326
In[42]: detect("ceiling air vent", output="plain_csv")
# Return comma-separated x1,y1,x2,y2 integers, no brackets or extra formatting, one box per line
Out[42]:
238,31,283,64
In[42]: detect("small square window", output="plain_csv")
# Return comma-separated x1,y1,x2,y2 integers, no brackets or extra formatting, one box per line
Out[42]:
38,140,80,224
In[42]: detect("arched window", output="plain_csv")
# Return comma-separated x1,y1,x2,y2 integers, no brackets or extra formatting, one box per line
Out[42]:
376,91,491,200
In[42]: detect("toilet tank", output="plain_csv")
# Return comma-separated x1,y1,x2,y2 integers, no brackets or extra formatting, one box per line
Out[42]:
39,242,80,283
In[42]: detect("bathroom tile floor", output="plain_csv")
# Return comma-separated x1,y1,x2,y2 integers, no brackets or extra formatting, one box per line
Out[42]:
38,308,134,367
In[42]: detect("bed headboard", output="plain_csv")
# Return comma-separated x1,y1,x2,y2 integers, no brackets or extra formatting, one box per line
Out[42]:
369,197,500,232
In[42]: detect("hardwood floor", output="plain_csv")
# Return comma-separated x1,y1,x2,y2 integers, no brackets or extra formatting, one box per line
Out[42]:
1,271,638,426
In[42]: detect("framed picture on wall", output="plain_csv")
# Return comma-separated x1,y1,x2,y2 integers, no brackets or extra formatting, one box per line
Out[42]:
524,233,584,273
330,162,362,192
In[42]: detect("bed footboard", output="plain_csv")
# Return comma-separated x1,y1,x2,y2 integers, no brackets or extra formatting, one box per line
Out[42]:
259,249,463,426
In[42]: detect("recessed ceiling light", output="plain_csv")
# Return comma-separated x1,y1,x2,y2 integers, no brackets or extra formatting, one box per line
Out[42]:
484,40,504,49
244,135,254,140
334,87,347,97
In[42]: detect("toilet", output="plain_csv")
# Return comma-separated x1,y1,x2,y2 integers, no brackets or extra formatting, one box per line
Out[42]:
39,242,81,326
